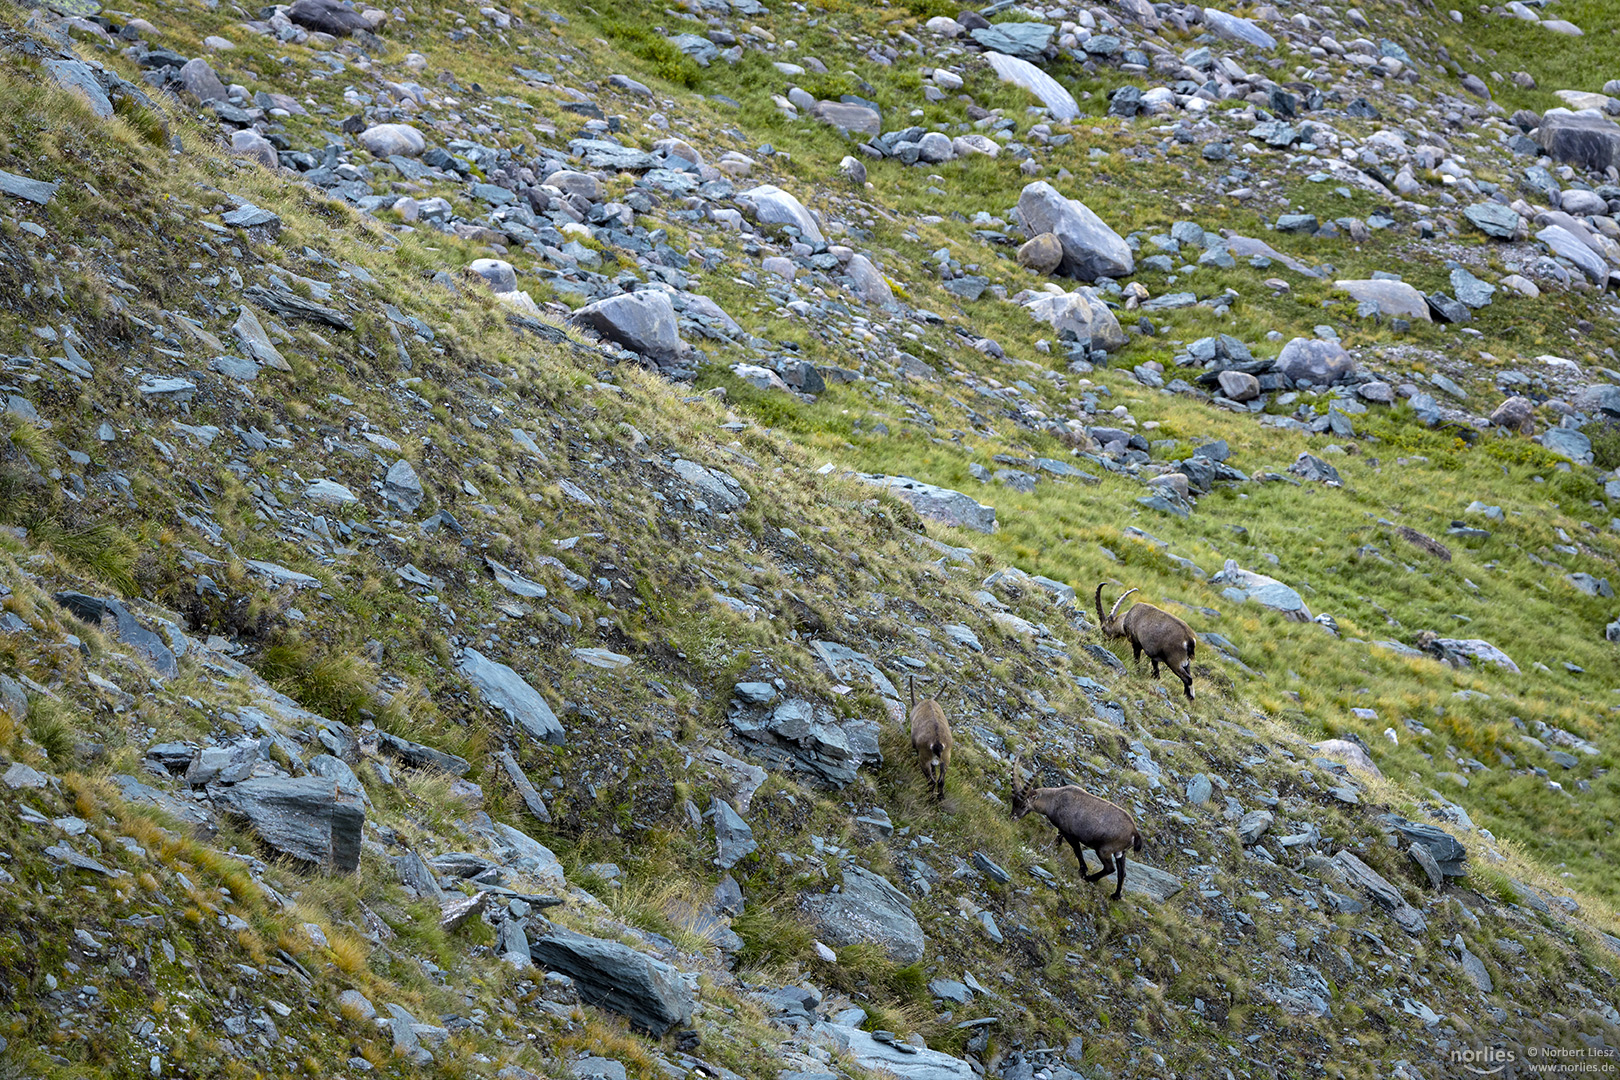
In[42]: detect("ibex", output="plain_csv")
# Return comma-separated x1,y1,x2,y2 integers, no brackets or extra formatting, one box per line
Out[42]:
1010,757,1142,900
1096,584,1197,701
908,676,952,801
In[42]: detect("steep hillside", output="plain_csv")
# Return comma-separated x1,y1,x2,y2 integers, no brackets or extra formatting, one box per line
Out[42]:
0,0,1618,1075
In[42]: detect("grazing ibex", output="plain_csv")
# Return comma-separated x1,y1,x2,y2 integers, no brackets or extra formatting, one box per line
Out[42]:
1096,583,1197,701
908,676,952,801
1010,757,1142,900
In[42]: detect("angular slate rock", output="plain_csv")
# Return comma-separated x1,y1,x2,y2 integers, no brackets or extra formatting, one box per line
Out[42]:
1335,279,1431,321
529,927,694,1035
671,459,749,509
0,168,59,205
496,748,552,824
1331,851,1426,934
377,731,472,776
1022,287,1127,351
712,798,757,869
811,1022,974,1080
969,22,1053,61
1536,225,1611,284
211,777,364,872
44,59,114,118
457,648,565,745
105,598,178,681
1464,202,1520,239
384,458,423,513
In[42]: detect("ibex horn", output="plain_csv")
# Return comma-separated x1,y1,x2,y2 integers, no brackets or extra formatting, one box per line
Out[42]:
1108,587,1139,620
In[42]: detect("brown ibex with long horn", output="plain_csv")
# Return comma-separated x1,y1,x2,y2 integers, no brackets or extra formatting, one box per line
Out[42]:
1010,757,1142,900
908,676,952,801
1096,583,1197,701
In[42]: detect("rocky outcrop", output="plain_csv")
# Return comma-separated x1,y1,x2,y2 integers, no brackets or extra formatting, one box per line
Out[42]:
804,866,925,963
729,697,881,787
859,475,996,533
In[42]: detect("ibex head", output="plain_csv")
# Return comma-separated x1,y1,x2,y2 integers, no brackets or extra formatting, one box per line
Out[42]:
1095,583,1137,634
1009,757,1034,820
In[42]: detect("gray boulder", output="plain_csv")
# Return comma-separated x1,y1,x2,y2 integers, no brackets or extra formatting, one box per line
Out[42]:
810,640,899,697
1217,370,1260,402
668,33,717,65
458,648,565,745
230,130,278,169
211,777,364,873
179,57,227,103
805,866,925,963
377,731,471,775
1238,810,1275,845
969,23,1053,61
106,598,179,680
1335,279,1431,321
740,184,824,242
43,59,113,119
1535,110,1620,174
672,459,749,510
1575,384,1620,417
811,100,881,137
731,697,881,787
1490,396,1535,433
570,291,684,366
1202,6,1276,48
860,474,996,532
1463,202,1520,239
1021,287,1126,351
544,170,601,201
983,52,1079,120
1275,337,1354,385
1017,182,1134,280
358,123,425,158
1541,426,1594,464
1018,232,1064,273
1417,634,1520,673
844,254,894,305
468,258,517,294
286,0,373,35
1120,861,1184,902
1289,452,1341,484
529,927,693,1035
1211,560,1311,620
